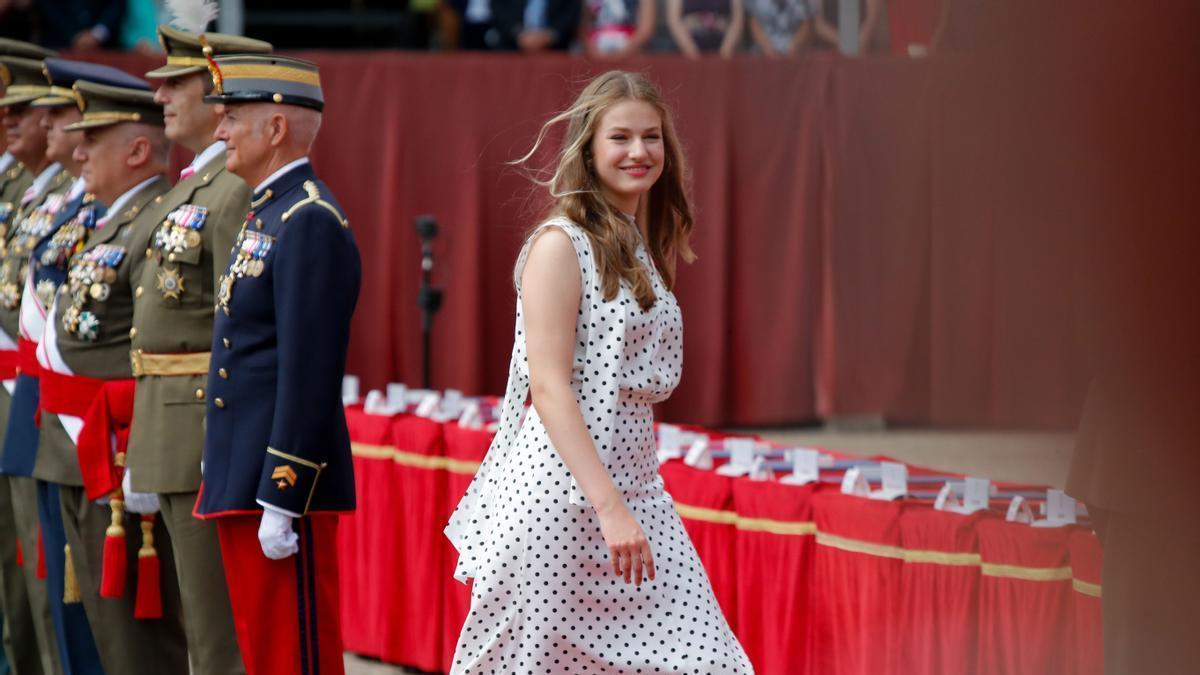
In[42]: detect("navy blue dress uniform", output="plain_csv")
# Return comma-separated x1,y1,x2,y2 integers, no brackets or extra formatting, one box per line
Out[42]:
194,53,359,675
196,160,359,517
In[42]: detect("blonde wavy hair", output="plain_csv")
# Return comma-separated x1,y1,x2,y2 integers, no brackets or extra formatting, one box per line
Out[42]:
515,71,695,311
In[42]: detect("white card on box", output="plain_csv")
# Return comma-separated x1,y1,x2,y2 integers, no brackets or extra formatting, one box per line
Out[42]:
1032,489,1077,528
386,383,407,413
656,424,684,464
961,477,991,514
363,389,388,415
342,375,361,406
841,467,870,496
870,461,907,500
749,456,773,481
1006,495,1034,524
716,438,755,477
780,448,820,486
934,482,959,511
442,389,465,417
414,392,441,418
683,437,713,470
458,401,484,429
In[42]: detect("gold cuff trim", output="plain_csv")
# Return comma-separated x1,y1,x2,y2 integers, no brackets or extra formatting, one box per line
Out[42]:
267,446,325,472
1072,578,1102,598
981,562,1073,582
166,55,210,67
49,86,76,99
129,349,211,377
220,64,321,87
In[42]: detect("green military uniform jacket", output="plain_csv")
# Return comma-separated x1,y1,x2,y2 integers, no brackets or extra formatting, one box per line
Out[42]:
37,176,171,486
0,157,34,230
0,158,34,437
125,150,249,495
0,165,71,342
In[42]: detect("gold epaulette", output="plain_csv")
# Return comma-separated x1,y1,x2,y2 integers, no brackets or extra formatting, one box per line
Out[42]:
281,181,347,228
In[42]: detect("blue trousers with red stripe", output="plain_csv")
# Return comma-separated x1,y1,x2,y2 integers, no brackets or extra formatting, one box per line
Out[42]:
216,514,344,675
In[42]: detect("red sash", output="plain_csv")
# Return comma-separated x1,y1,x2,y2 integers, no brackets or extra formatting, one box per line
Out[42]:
16,338,39,379
40,368,135,500
0,349,17,380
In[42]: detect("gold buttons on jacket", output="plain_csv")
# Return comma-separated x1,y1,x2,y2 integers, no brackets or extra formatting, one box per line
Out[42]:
218,368,228,379
135,286,144,298
223,338,231,349
129,327,137,338
214,398,225,409
145,247,153,258
194,388,205,401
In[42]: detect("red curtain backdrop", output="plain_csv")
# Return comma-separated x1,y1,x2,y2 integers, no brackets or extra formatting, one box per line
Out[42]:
82,49,1087,429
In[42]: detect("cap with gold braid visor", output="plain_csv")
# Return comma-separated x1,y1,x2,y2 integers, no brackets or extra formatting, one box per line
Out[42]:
64,81,164,132
0,38,56,105
145,25,271,79
202,54,324,112
32,58,152,109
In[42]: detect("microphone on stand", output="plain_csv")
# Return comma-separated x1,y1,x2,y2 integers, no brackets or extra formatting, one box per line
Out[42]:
416,214,442,391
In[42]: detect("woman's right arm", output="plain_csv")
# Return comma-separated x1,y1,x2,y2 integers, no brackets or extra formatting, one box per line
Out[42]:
521,228,656,586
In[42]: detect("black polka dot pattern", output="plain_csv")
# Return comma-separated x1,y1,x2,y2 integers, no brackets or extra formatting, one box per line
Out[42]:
445,219,753,674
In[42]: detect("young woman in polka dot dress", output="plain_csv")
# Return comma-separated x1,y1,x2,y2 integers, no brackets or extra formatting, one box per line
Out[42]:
445,71,753,674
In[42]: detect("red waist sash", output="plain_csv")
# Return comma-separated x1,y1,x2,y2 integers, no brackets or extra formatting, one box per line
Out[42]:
0,349,16,380
40,368,135,500
16,338,39,379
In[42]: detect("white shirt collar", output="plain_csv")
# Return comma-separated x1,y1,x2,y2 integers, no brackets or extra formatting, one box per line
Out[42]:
188,141,226,173
255,157,310,195
29,162,63,197
66,176,87,201
0,152,14,174
102,175,161,224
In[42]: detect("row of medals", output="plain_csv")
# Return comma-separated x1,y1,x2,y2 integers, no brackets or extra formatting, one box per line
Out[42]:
0,195,67,309
216,225,271,315
62,245,124,342
152,215,204,301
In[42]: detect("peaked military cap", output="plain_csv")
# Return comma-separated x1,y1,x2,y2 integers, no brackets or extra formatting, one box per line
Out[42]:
202,54,323,112
0,39,55,94
33,58,150,108
145,25,272,79
64,81,164,131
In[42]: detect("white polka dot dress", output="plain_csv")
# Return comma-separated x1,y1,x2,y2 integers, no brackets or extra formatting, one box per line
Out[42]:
446,218,753,674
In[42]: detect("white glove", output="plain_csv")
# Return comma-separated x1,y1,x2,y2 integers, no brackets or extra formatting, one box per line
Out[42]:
257,509,298,560
121,469,160,515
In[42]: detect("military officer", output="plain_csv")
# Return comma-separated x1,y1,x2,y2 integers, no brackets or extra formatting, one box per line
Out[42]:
124,26,270,675
0,42,71,675
0,36,50,675
37,79,188,674
197,54,360,675
36,61,192,672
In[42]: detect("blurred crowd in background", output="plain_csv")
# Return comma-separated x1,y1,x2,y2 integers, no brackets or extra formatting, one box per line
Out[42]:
0,0,949,58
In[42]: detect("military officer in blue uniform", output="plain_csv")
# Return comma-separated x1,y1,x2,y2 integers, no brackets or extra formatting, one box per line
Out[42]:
195,53,359,675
